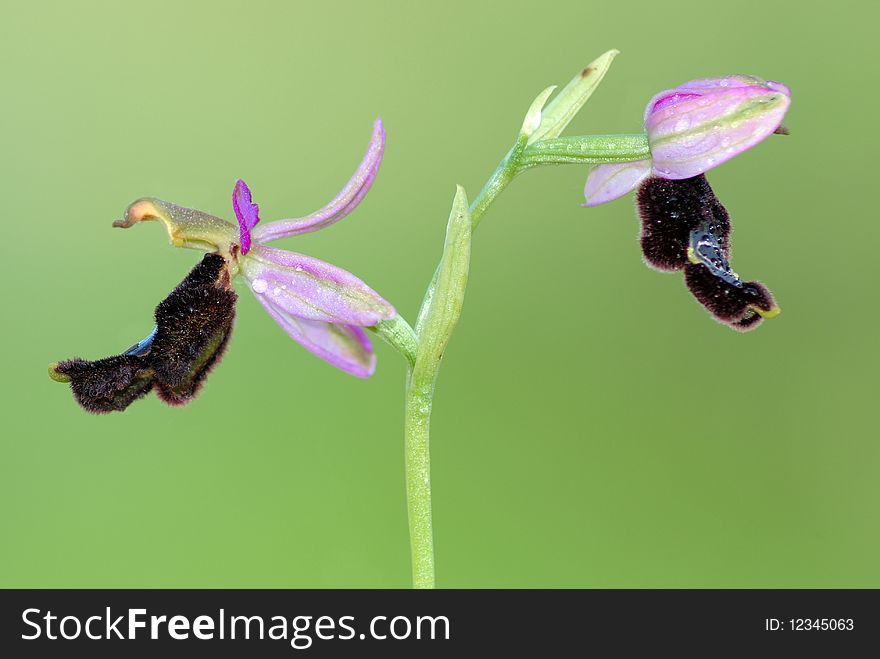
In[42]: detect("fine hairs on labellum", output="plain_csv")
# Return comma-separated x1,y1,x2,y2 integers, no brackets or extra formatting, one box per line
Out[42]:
636,174,776,330
53,254,237,413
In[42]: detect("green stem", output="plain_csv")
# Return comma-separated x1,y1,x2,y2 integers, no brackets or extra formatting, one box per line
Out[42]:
469,133,529,230
414,133,528,332
372,316,418,367
403,139,530,588
397,132,648,588
404,369,435,588
369,317,435,588
519,133,650,168
404,186,470,589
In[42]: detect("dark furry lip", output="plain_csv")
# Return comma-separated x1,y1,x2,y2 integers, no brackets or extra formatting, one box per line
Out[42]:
636,174,778,331
50,253,237,414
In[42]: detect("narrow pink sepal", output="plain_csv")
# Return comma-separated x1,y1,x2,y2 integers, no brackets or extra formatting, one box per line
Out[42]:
242,245,396,326
252,118,386,244
256,296,377,378
582,160,652,207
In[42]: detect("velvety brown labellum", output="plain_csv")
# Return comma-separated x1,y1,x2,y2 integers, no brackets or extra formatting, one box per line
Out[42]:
637,174,730,271
684,263,776,331
636,174,776,331
150,253,237,404
53,254,236,414
53,355,155,414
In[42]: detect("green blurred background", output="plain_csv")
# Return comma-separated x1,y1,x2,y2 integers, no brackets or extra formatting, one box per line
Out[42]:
2,0,877,588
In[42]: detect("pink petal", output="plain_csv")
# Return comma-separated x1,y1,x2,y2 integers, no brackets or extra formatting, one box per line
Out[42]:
257,296,377,377
252,118,385,243
677,74,768,91
582,160,652,207
644,92,701,121
241,246,395,326
765,80,791,96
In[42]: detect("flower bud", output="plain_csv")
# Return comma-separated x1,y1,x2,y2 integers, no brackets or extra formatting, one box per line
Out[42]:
646,75,790,179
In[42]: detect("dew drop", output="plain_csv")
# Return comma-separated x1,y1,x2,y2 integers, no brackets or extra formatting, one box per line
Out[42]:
252,279,268,294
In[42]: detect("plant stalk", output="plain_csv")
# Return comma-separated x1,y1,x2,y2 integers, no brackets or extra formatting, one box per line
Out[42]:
398,132,648,588
404,371,436,588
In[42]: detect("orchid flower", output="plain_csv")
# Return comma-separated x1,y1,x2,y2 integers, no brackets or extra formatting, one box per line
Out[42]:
51,119,394,412
580,75,790,330
231,174,394,378
583,75,790,206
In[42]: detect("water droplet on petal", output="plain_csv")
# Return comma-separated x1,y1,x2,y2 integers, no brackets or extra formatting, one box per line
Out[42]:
252,279,268,294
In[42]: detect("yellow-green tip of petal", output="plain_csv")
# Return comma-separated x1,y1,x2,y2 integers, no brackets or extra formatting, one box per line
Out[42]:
48,362,70,383
754,304,781,319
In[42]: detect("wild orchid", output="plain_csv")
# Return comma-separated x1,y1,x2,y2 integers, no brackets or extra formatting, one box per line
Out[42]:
50,119,394,411
578,75,790,329
583,75,790,205
49,51,791,588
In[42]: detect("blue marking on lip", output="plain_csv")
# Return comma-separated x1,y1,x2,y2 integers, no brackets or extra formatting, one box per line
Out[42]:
125,326,158,356
689,222,742,288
